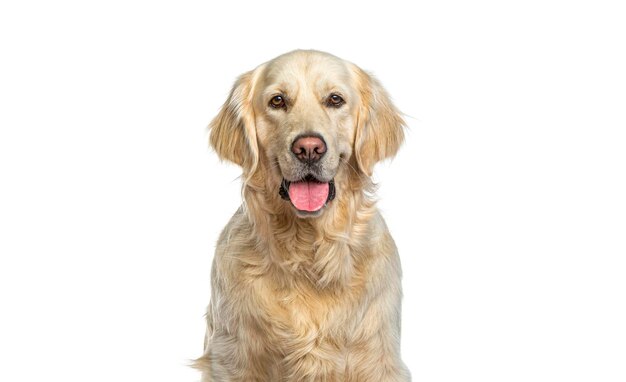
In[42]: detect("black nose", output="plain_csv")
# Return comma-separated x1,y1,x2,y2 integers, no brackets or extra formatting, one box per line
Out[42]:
291,135,327,163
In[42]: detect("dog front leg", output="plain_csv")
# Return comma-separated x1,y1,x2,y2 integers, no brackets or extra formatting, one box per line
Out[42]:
197,327,275,382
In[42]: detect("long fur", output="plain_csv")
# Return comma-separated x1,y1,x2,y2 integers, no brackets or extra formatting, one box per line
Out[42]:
195,50,410,381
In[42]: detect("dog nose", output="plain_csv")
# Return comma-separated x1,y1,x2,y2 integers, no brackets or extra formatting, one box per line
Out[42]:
291,135,326,162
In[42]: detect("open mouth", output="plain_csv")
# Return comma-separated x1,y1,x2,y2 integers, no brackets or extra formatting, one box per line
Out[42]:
279,174,336,213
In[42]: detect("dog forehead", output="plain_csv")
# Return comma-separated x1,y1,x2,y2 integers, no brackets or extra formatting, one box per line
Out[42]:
262,50,352,93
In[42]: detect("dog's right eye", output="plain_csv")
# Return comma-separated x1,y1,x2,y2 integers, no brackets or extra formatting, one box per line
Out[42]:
269,95,286,109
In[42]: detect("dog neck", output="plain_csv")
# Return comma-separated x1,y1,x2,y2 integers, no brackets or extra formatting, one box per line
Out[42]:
240,164,377,289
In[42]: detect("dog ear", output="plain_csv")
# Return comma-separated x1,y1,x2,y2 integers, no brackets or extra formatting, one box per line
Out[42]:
351,65,405,177
209,68,263,172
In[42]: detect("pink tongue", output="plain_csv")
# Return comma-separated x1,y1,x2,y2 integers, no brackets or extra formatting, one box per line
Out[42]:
288,181,329,212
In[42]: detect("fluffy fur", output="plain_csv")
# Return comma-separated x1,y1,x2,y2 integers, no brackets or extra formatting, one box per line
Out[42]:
195,50,410,381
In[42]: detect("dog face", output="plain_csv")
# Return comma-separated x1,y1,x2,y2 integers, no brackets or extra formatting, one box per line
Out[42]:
210,50,404,218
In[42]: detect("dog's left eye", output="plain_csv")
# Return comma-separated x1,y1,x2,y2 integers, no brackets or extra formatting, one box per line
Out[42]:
326,94,345,107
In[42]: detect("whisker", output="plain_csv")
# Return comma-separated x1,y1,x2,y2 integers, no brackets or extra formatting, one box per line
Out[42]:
339,156,361,178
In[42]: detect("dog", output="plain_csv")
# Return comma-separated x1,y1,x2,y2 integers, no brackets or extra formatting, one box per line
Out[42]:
195,50,410,381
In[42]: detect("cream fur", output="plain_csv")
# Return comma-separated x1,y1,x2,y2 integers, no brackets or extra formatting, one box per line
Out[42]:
195,50,410,381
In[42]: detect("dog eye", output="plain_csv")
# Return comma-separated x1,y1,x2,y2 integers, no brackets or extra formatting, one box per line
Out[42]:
326,94,345,107
269,95,286,109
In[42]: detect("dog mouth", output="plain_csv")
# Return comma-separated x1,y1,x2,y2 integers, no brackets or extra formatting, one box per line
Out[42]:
279,174,336,213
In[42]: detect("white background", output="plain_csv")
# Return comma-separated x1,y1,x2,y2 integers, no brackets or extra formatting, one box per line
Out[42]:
1,1,625,381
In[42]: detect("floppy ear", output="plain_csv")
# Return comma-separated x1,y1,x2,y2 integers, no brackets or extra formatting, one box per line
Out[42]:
209,68,262,172
351,65,405,177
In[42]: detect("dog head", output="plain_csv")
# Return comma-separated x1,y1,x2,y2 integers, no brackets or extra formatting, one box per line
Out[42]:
210,50,404,218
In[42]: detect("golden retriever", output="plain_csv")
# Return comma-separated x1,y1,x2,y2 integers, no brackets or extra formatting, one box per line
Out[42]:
195,50,410,381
